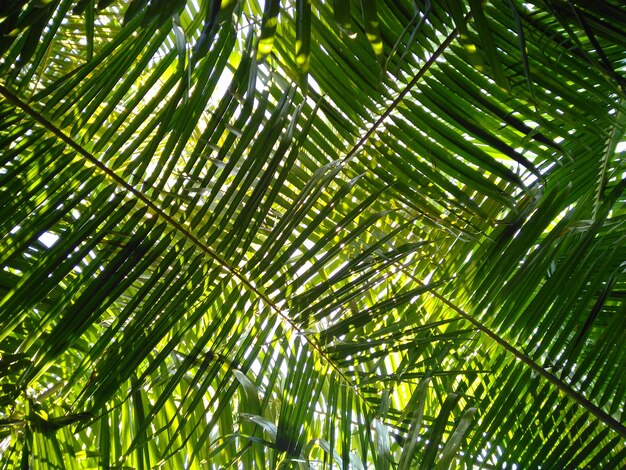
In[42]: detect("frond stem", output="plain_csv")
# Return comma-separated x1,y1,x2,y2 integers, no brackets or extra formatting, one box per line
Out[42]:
400,268,626,438
340,16,466,165
0,84,375,417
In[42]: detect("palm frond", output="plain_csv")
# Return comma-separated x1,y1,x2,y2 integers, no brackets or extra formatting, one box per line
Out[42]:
1,0,626,468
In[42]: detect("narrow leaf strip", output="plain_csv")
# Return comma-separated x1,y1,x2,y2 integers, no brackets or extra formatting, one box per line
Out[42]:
257,0,281,60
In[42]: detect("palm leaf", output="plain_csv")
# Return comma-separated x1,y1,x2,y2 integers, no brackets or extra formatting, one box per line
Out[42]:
1,0,626,468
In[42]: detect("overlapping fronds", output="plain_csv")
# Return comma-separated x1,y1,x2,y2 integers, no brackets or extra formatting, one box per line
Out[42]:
1,0,625,468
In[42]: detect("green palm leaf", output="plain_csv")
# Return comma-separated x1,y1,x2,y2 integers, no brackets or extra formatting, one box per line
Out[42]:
1,0,626,468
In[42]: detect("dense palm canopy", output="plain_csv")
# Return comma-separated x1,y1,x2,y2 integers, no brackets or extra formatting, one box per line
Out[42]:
1,0,626,468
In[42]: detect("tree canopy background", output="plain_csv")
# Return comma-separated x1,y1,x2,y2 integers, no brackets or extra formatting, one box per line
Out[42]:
1,0,626,468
